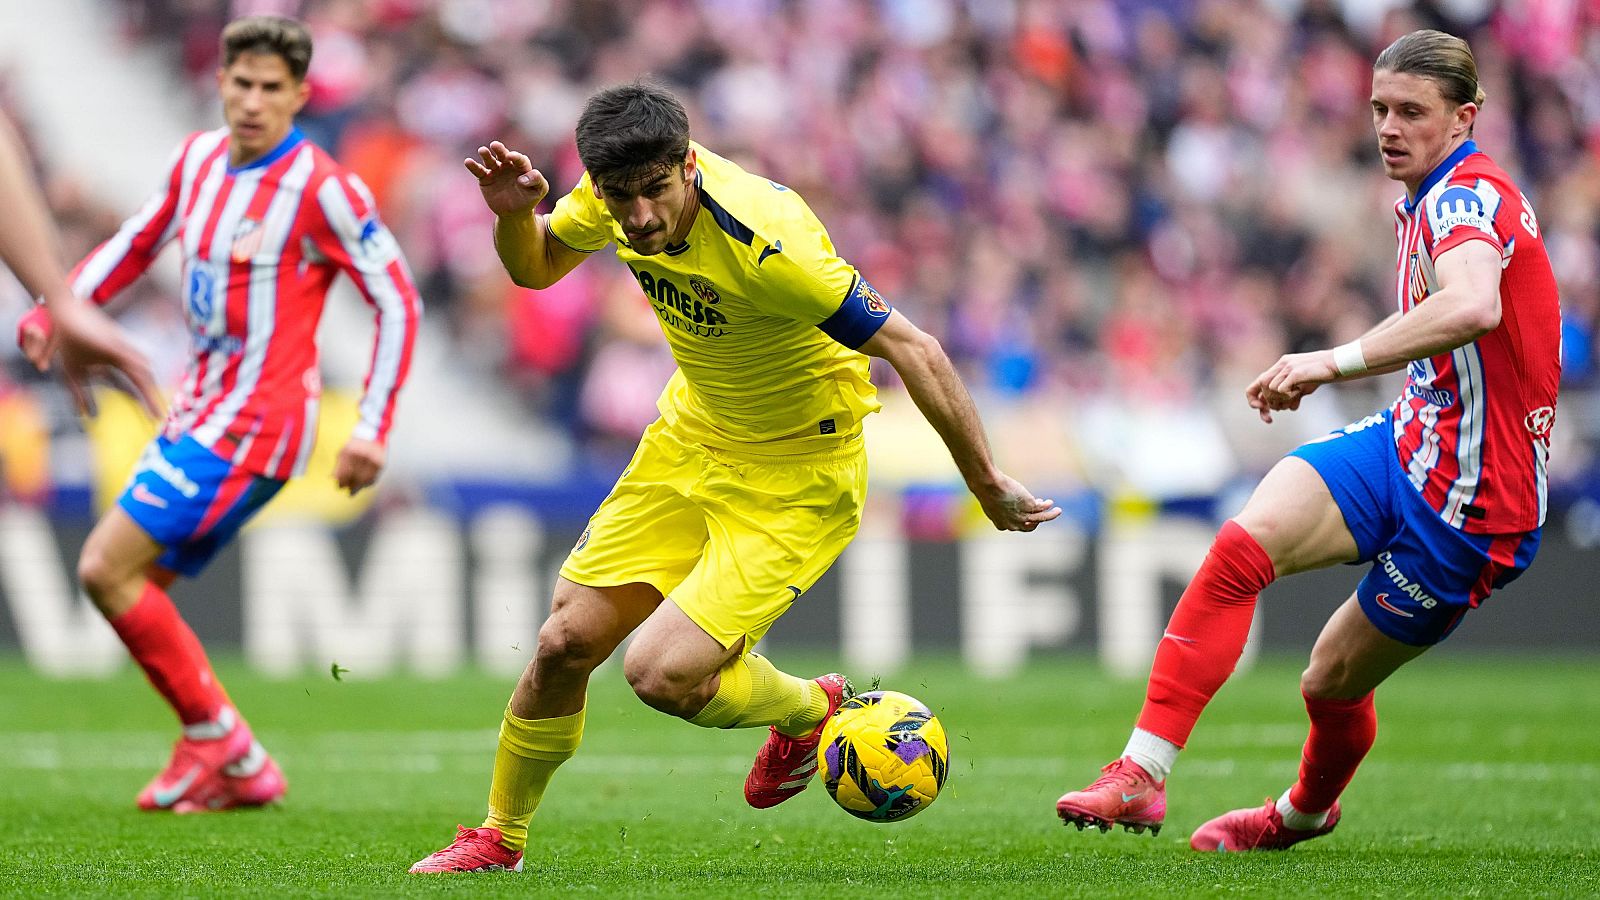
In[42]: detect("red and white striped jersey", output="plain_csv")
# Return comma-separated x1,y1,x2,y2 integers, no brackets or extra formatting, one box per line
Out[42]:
1389,140,1561,534
71,126,421,480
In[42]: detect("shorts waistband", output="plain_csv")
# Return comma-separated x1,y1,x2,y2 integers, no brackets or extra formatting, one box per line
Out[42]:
701,433,865,465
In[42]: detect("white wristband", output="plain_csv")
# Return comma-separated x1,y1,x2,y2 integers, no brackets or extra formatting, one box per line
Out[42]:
1332,340,1368,377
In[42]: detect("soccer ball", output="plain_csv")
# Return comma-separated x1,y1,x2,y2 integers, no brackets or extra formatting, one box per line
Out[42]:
817,690,949,822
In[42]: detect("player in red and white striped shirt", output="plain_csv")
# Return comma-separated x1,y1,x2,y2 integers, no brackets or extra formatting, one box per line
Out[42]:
1387,146,1560,534
1056,31,1560,850
16,16,420,813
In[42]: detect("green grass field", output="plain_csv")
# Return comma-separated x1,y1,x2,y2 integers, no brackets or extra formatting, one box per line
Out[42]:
1,654,1597,898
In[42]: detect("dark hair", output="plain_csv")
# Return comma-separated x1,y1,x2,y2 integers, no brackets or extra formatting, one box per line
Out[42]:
1374,30,1486,109
575,80,691,188
221,16,313,81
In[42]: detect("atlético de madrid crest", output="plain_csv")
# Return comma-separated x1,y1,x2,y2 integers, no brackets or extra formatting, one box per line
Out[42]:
231,218,264,263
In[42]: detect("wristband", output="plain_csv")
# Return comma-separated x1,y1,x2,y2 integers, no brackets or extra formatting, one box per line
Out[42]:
1332,340,1368,377
16,304,53,350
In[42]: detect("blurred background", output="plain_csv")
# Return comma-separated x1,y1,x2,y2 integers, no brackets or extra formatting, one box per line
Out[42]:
0,0,1595,678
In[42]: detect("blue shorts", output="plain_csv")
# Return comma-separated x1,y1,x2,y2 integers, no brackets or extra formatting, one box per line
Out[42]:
118,434,286,577
1289,410,1539,646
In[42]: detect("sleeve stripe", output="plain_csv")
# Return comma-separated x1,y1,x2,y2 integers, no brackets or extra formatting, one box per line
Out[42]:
316,176,420,442
545,218,599,253
699,185,756,245
70,137,195,302
1431,229,1504,259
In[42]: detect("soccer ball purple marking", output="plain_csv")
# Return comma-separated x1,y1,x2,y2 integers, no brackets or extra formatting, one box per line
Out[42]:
893,736,928,765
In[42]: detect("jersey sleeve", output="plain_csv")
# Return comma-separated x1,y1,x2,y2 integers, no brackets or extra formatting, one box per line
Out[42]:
69,134,197,304
310,171,422,444
745,217,891,349
1425,178,1510,259
545,172,613,253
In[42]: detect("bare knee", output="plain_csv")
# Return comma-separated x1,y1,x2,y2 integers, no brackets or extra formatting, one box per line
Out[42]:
1229,501,1304,573
1228,511,1281,558
1300,657,1362,700
76,546,113,597
76,545,139,615
622,653,704,718
534,613,612,674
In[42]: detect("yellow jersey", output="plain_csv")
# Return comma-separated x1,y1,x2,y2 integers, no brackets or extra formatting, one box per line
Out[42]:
546,142,889,454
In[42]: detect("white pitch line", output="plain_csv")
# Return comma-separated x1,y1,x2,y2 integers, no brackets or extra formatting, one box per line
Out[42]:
0,733,1593,782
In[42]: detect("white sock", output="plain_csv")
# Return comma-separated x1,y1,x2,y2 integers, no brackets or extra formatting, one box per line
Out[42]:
1121,728,1178,783
181,705,236,741
223,739,268,778
1276,788,1330,830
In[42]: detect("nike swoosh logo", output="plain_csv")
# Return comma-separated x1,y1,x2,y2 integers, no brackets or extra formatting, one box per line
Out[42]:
131,484,168,509
1374,594,1414,618
758,240,782,265
1121,791,1144,803
786,586,802,600
151,764,203,807
1162,632,1197,645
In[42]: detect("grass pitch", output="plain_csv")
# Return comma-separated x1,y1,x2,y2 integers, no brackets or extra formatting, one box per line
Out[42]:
1,653,1596,898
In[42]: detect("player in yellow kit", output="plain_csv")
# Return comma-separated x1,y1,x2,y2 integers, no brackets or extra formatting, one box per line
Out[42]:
410,81,1060,874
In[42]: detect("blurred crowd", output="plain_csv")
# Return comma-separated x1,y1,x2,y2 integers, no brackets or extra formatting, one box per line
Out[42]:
4,0,1600,503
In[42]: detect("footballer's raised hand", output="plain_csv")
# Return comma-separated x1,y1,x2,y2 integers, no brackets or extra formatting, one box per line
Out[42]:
464,141,548,217
975,472,1062,532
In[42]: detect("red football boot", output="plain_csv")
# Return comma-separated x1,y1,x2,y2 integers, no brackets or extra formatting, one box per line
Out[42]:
744,673,852,809
1055,757,1167,835
409,826,524,874
136,709,254,812
1189,799,1341,852
191,738,287,812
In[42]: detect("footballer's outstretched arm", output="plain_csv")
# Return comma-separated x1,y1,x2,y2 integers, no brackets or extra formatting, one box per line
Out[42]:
1247,240,1503,422
465,141,588,290
0,110,161,417
1344,239,1502,369
859,309,1061,532
0,113,76,313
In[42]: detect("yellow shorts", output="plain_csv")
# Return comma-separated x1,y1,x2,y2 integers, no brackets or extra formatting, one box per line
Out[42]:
561,419,867,649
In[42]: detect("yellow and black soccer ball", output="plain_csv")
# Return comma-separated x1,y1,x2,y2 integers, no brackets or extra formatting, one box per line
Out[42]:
818,690,949,822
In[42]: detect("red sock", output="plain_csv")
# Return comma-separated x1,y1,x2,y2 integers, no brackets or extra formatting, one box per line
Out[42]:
109,583,228,726
1288,692,1377,814
1135,520,1275,747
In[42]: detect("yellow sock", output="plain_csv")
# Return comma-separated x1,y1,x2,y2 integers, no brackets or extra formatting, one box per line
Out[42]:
482,705,585,853
689,652,827,736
